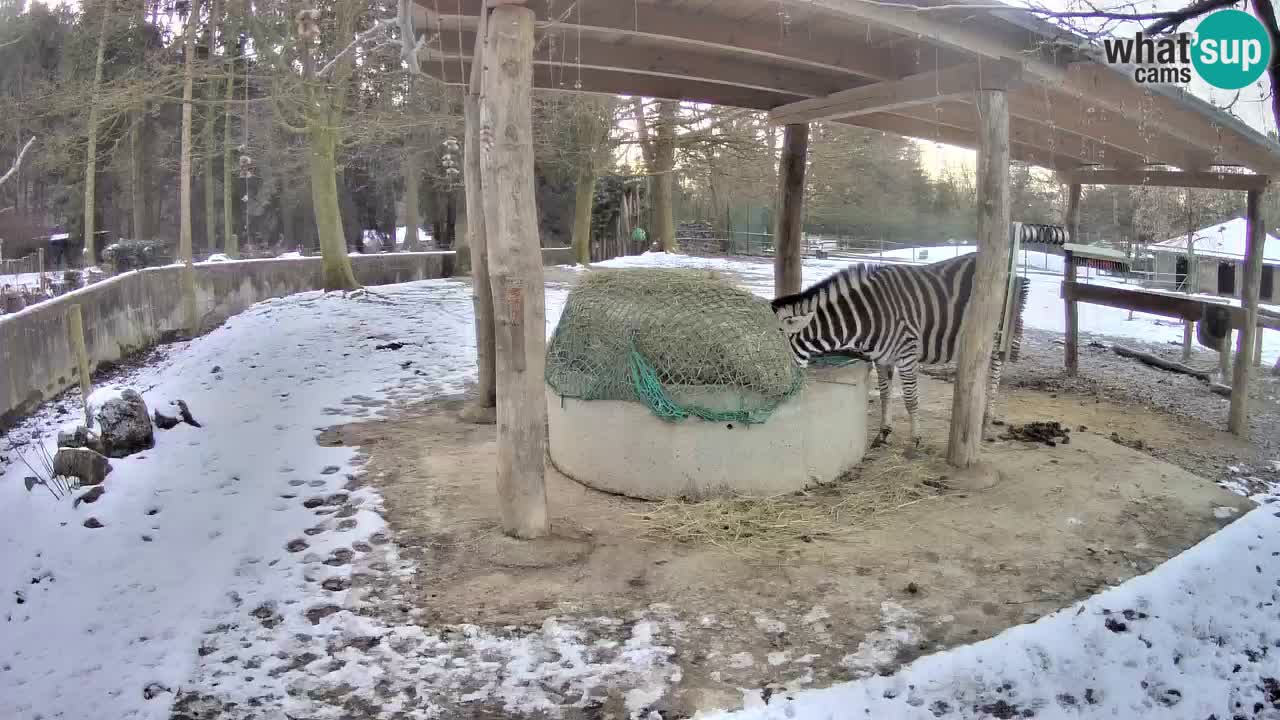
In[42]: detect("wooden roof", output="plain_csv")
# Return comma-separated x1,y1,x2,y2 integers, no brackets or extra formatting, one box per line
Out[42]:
411,0,1280,177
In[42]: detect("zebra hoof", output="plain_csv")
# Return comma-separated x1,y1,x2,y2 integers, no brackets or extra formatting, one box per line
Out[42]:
903,438,923,459
870,427,892,449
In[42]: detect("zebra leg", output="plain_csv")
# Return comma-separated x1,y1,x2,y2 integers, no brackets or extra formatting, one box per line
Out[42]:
871,363,895,448
898,360,923,453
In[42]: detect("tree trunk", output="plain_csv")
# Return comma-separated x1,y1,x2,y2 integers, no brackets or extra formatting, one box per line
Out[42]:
130,115,148,240
571,163,596,265
774,123,808,297
653,100,678,252
463,11,495,415
479,4,548,539
402,151,421,251
947,89,1011,468
179,0,200,267
1229,189,1267,436
309,126,359,290
202,0,222,253
401,75,422,252
1063,183,1082,375
83,6,109,265
223,49,237,256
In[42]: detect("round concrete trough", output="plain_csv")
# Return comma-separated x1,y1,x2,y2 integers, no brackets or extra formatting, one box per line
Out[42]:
546,362,871,500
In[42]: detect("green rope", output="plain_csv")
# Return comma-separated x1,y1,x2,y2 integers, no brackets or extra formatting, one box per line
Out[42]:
626,346,804,425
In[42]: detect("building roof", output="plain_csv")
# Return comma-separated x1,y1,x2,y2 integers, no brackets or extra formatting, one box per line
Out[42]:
1151,218,1280,262
414,0,1280,177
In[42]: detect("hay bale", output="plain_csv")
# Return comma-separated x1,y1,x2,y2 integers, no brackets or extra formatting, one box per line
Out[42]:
545,268,802,423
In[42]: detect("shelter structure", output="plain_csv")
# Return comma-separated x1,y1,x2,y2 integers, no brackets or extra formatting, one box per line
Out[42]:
1149,218,1280,302
409,0,1280,538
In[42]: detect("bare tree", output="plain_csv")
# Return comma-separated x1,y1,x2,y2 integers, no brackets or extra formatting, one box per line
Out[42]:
0,137,34,189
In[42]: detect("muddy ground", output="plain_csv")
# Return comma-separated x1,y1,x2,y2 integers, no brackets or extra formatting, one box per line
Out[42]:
331,352,1257,717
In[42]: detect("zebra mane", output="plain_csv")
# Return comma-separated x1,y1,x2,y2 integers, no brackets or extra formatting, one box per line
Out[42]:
770,263,877,310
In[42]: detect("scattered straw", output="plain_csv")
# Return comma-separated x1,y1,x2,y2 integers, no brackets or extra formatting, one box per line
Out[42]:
629,453,950,556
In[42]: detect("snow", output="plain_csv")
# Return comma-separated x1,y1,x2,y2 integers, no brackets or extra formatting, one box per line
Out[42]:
276,250,303,258
203,253,232,263
703,504,1280,720
1,249,1277,719
1152,217,1280,262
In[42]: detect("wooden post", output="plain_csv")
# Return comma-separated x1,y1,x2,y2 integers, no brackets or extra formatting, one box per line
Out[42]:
774,123,809,297
1254,329,1264,367
947,89,1011,468
1228,188,1266,435
480,3,549,539
67,304,93,429
37,247,46,295
1063,183,1082,376
462,6,496,417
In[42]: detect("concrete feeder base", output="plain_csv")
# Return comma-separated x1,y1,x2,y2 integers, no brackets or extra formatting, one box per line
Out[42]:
546,362,871,500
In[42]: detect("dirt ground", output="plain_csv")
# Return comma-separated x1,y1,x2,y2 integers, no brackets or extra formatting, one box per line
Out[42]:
329,369,1256,718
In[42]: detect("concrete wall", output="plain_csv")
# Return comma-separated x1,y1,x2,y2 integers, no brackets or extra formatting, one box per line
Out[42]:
1,249,571,430
547,362,871,500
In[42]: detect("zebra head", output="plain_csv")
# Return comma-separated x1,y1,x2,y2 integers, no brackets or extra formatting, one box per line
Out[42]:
771,265,869,366
770,294,823,366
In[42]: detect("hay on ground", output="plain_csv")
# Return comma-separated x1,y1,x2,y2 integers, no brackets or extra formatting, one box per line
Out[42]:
629,458,948,556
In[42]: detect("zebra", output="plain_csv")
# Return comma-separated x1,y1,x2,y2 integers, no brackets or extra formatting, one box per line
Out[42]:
770,253,1030,451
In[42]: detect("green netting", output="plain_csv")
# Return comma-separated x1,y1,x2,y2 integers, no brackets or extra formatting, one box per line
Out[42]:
545,268,805,424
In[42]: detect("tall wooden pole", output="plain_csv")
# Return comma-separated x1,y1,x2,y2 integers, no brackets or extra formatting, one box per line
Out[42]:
774,123,809,298
480,3,549,539
462,7,496,417
1063,183,1082,376
1228,188,1266,436
947,89,1011,468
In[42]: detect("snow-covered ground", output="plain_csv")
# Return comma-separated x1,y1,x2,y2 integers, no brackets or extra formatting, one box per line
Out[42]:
1,251,1277,719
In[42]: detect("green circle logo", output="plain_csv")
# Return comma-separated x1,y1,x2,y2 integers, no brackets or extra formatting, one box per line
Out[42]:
1192,9,1273,90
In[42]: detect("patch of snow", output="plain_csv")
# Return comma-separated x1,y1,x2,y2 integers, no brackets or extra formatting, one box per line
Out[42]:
203,253,232,263
703,505,1280,720
800,606,829,625
84,384,127,419
1213,505,1240,519
728,652,755,669
838,601,921,677
753,615,787,635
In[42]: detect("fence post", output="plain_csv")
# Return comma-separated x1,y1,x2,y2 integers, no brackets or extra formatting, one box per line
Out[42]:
67,304,93,429
37,248,46,295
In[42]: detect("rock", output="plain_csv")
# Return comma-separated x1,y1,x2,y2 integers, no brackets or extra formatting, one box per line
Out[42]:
73,486,106,507
83,517,103,529
96,390,154,458
53,447,113,486
210,365,222,374
153,409,180,430
58,425,104,454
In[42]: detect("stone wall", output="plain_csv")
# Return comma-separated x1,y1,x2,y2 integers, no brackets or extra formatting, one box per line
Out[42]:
1,250,570,430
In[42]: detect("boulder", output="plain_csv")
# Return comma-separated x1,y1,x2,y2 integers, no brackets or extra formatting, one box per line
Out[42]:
58,425,105,454
153,409,180,430
96,389,154,457
53,447,113,487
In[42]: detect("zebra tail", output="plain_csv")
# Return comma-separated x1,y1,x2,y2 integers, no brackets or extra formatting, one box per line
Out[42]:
1009,276,1030,363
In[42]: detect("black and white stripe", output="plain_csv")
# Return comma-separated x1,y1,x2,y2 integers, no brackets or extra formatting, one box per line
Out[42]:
770,254,1029,448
